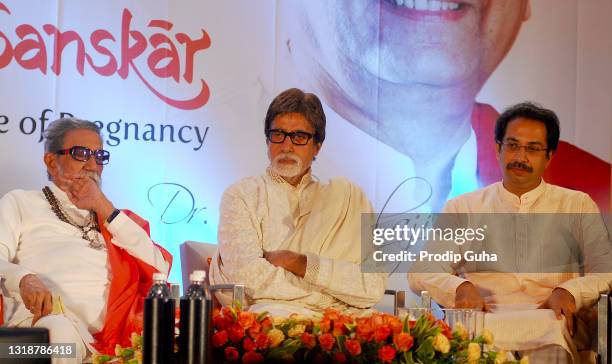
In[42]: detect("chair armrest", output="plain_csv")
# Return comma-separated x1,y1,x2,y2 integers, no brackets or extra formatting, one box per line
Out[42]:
384,289,405,316
598,292,610,364
209,284,245,309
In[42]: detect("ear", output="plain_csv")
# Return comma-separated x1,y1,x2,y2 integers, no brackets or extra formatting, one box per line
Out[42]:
544,150,554,168
495,142,502,162
44,152,58,179
314,142,322,156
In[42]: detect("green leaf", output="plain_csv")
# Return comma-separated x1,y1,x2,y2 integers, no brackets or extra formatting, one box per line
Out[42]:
228,306,238,321
402,314,410,334
268,338,302,360
118,347,135,358
256,311,269,322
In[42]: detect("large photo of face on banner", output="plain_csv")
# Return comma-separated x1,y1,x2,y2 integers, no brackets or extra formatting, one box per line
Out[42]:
277,0,611,212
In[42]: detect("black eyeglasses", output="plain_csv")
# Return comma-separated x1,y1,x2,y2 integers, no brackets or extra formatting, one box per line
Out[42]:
498,141,548,155
266,129,314,145
55,146,110,165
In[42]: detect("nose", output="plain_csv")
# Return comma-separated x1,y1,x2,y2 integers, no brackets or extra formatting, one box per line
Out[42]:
512,147,529,162
280,137,294,152
84,155,98,170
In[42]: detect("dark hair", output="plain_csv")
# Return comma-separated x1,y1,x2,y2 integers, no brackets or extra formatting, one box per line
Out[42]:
44,117,102,153
494,102,560,154
264,88,326,144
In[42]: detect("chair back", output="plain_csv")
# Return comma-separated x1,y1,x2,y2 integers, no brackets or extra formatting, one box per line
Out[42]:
180,241,218,294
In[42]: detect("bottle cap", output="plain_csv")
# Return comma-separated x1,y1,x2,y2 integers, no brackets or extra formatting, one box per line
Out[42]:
152,272,167,282
190,270,206,283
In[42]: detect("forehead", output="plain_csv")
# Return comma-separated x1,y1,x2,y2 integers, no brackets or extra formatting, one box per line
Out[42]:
504,118,547,143
62,129,102,148
271,112,313,131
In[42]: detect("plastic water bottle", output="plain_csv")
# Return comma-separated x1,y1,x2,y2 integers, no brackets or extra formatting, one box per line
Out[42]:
179,270,212,364
143,273,175,364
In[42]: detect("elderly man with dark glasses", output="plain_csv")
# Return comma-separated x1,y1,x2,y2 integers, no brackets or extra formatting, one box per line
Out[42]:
0,117,172,362
209,88,386,316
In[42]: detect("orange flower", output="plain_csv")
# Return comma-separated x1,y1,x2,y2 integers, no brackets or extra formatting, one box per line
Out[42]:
212,330,228,348
378,345,397,363
344,339,362,357
247,321,261,338
386,316,403,334
319,318,331,334
222,306,236,322
373,325,391,342
436,320,453,339
318,333,336,352
213,314,227,330
224,346,239,361
255,332,270,350
260,317,273,331
227,322,245,343
355,320,373,342
300,332,317,349
241,351,264,364
393,332,414,352
242,337,256,352
238,312,256,330
332,321,348,337
332,352,347,363
323,309,340,321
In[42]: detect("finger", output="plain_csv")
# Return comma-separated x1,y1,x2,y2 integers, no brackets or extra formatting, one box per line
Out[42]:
31,294,43,317
42,293,53,316
31,313,42,326
563,308,574,336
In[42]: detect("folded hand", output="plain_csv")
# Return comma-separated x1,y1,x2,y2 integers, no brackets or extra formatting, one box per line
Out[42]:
19,274,53,325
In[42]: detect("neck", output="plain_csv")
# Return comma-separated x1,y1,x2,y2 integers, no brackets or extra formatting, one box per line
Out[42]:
502,179,542,198
282,168,310,187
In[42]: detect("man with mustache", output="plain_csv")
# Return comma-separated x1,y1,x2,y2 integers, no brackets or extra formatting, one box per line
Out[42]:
0,118,172,362
409,102,612,362
210,88,386,315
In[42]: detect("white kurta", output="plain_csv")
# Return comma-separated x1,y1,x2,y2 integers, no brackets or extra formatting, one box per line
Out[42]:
0,184,169,346
408,180,612,357
209,170,387,315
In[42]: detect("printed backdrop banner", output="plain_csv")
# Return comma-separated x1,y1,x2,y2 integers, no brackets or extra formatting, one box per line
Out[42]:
0,0,610,286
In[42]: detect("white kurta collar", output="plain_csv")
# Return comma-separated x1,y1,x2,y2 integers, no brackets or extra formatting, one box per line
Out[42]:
498,179,547,206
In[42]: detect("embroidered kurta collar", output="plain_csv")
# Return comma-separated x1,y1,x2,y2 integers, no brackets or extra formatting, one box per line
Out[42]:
266,166,313,190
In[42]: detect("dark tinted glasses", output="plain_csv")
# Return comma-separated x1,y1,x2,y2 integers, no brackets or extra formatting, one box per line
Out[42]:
55,146,110,165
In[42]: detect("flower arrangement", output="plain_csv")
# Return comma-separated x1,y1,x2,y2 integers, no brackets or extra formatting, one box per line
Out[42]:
211,305,526,364
91,305,528,364
92,332,143,364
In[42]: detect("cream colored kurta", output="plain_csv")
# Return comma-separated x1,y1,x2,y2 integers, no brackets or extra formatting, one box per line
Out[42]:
408,180,612,357
0,184,170,347
209,170,386,315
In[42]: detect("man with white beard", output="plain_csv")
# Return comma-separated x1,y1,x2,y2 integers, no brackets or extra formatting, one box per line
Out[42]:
0,118,172,363
210,88,386,316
